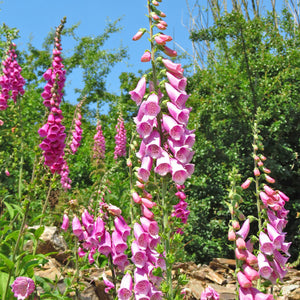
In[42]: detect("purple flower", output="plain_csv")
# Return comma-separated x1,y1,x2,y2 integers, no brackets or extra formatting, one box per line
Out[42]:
93,122,106,161
129,76,146,105
118,273,133,300
257,252,273,279
134,268,150,295
11,277,35,300
114,115,127,160
61,214,69,232
102,273,115,294
200,286,220,300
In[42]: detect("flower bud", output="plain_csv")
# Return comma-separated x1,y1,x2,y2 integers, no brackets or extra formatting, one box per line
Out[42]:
132,29,146,41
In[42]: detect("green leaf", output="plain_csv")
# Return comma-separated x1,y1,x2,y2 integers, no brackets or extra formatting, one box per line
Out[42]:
4,230,20,244
0,271,9,297
152,267,163,277
0,253,14,270
34,226,45,239
12,204,24,217
3,201,15,220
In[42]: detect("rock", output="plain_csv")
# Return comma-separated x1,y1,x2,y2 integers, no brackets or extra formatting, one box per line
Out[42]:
185,278,205,299
282,284,300,296
35,258,62,281
289,288,300,300
25,226,70,264
209,258,236,271
202,266,227,285
208,283,236,300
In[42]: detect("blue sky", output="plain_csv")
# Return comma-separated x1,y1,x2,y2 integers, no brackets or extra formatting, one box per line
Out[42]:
0,0,195,106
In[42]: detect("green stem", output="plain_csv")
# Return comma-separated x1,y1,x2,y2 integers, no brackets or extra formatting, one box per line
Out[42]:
148,0,158,91
253,122,262,290
128,133,135,225
39,177,53,226
108,254,117,299
74,238,80,299
18,98,24,201
3,201,30,300
161,178,173,299
3,97,27,299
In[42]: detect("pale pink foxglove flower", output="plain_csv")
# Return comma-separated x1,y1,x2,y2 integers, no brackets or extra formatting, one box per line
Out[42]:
170,158,189,185
237,271,252,288
11,277,35,300
163,45,177,57
61,214,69,232
157,22,167,30
238,287,254,300
162,58,184,77
98,230,112,256
72,216,83,237
135,115,155,138
228,229,236,241
141,204,155,220
266,223,285,249
254,167,260,176
118,273,133,300
107,204,122,216
144,130,162,159
134,222,149,249
132,29,145,41
112,230,128,254
141,197,157,209
236,219,250,240
134,268,151,295
257,252,273,279
162,114,184,141
143,94,161,117
154,150,172,176
114,216,131,240
131,240,147,268
251,288,274,300
149,285,163,300
242,264,260,281
138,156,153,183
112,251,129,271
245,250,258,266
165,82,189,109
259,231,274,255
132,191,142,204
167,102,191,126
232,220,240,230
236,237,246,249
129,76,146,105
265,175,275,184
166,72,187,91
241,178,252,189
141,51,151,62
140,217,159,238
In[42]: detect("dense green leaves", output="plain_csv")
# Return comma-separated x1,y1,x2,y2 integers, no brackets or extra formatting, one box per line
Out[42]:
185,7,300,263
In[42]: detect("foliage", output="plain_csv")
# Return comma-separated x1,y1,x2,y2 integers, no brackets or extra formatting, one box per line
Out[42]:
185,7,300,264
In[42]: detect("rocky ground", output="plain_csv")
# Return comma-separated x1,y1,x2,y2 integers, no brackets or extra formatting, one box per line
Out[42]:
30,226,300,299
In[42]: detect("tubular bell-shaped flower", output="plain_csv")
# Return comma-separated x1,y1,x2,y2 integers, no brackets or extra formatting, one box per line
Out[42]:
0,43,25,110
114,115,127,160
38,18,71,190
